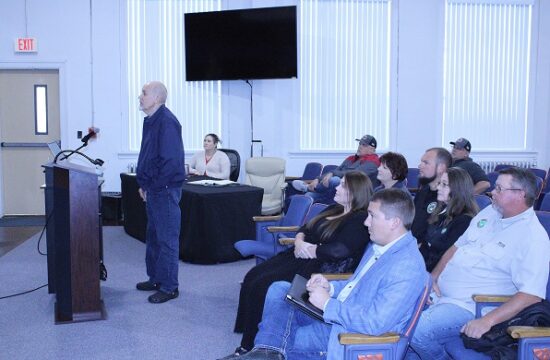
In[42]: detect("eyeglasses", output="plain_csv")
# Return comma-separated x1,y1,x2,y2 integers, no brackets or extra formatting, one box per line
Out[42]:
493,185,523,193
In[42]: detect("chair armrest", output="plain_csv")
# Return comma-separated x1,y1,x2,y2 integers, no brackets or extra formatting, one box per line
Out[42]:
339,332,400,345
278,237,296,245
267,225,300,233
508,326,550,339
253,215,283,222
322,273,353,281
472,295,512,303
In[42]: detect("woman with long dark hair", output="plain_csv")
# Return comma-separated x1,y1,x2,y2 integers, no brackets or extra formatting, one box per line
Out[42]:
225,171,373,358
420,167,479,271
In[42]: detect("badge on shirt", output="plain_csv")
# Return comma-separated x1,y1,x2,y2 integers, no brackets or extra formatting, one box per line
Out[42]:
441,228,447,234
427,202,437,214
477,219,487,228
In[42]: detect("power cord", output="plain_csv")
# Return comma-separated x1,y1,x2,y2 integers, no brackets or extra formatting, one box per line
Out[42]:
37,211,53,256
0,283,48,300
0,212,52,299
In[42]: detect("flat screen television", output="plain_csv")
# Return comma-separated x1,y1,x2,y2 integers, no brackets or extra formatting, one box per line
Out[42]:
184,6,297,81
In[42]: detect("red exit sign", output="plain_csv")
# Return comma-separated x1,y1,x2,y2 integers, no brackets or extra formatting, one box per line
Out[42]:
14,38,38,53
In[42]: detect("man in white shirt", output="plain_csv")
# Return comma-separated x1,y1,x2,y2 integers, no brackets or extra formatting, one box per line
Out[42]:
407,167,550,360
219,189,427,360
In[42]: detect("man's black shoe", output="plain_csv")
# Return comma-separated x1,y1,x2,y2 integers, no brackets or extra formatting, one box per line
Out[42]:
217,346,249,359
148,289,179,304
136,280,160,291
220,348,283,360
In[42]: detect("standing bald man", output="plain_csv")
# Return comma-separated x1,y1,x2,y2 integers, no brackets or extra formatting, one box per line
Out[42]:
135,81,186,304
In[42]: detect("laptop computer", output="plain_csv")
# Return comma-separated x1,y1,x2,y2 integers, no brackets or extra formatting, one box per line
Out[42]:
47,141,62,158
285,274,324,321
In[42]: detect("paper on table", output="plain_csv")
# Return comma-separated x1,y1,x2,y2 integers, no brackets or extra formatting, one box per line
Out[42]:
187,179,236,186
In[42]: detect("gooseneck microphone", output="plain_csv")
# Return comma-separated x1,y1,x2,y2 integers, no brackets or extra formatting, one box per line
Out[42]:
54,149,104,166
81,127,100,144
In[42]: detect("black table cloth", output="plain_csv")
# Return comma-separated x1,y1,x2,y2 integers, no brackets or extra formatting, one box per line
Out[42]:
120,173,263,264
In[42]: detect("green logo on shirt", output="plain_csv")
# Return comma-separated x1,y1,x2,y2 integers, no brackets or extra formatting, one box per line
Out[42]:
477,219,487,228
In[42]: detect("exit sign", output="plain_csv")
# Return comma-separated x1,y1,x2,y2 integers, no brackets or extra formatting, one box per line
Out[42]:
14,38,37,53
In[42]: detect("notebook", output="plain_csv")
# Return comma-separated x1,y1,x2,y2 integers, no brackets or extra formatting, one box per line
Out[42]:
285,274,324,321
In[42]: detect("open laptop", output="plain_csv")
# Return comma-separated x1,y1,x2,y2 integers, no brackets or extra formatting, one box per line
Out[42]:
47,141,62,158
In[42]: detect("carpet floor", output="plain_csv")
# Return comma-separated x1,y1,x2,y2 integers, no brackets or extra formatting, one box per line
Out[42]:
0,226,255,360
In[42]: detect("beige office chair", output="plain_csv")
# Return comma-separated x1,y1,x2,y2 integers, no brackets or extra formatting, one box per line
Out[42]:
245,157,286,215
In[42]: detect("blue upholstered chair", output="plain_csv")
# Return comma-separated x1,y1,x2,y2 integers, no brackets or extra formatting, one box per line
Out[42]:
486,171,499,193
284,162,323,210
285,162,323,182
321,164,339,176
475,194,492,210
443,211,550,360
540,196,550,212
277,203,329,247
234,195,313,264
338,276,432,360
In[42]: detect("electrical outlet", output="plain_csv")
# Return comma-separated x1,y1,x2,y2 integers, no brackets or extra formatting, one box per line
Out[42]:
77,130,82,139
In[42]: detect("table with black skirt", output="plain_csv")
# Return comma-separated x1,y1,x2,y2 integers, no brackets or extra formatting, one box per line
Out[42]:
120,173,263,264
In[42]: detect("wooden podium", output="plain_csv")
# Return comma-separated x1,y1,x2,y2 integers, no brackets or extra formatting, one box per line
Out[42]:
43,162,106,324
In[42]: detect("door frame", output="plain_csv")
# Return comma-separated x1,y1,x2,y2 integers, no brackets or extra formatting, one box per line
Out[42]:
0,62,67,216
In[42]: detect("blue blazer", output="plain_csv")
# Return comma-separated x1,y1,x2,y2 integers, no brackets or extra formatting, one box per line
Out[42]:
323,231,427,360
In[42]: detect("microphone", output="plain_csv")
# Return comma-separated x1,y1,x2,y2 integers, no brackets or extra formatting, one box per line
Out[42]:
81,127,100,144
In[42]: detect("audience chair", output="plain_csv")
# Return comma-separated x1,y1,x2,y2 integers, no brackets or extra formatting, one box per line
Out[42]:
219,148,241,182
339,276,432,360
530,168,547,183
285,162,323,182
321,164,339,176
245,157,287,215
284,162,323,210
278,203,329,246
539,196,550,212
486,171,499,193
474,194,492,210
537,211,550,235
493,164,513,172
234,195,313,264
443,211,550,360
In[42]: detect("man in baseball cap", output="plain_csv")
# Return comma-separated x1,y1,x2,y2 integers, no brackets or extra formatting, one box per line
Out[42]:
356,134,377,148
450,137,490,194
291,134,380,204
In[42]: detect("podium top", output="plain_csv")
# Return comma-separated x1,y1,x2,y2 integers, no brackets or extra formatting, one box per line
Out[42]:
43,161,99,176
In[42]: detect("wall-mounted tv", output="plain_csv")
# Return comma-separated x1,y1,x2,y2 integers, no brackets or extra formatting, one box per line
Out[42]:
184,6,297,81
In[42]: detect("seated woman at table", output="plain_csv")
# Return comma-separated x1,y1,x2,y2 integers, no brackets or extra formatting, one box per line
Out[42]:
374,151,410,195
420,166,478,272
188,133,230,179
228,171,373,357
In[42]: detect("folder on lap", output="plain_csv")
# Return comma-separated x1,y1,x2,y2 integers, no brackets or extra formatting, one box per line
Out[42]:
285,274,324,321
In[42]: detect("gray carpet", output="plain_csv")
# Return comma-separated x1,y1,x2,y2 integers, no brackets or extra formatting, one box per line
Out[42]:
0,215,46,227
0,226,255,359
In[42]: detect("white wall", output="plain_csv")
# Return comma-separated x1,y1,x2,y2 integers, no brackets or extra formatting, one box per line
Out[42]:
1,0,549,196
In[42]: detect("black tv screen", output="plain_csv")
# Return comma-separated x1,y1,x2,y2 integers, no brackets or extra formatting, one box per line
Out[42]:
185,6,297,81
